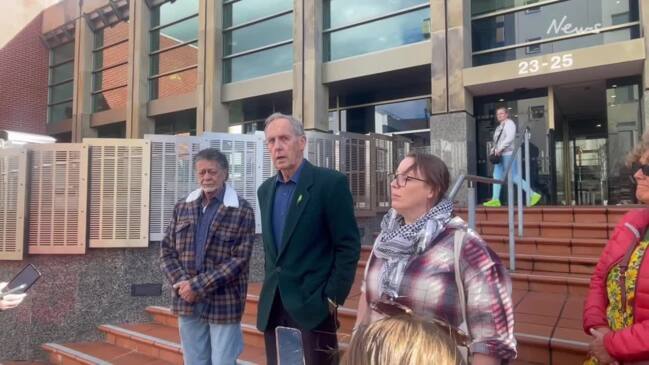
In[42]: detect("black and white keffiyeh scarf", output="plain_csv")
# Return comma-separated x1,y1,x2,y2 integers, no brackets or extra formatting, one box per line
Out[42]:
373,198,454,298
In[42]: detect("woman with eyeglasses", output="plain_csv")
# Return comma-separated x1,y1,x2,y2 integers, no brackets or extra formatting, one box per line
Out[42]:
583,134,649,364
353,152,517,365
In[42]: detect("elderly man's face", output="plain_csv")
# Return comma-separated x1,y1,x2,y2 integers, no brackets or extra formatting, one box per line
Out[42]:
195,159,226,193
265,118,305,175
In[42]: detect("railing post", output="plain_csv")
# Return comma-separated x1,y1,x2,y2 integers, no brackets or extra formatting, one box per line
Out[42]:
517,147,524,238
507,164,516,272
525,128,531,206
467,180,476,230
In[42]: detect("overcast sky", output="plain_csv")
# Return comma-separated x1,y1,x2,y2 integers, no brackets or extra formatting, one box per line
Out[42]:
0,0,61,48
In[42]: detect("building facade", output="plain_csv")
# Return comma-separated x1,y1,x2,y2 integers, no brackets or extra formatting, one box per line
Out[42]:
25,0,649,205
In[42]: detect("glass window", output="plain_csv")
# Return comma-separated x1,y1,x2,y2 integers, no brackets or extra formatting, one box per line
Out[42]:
150,0,199,99
324,0,427,29
472,0,640,66
51,42,74,64
50,62,74,84
338,98,430,134
96,122,126,138
376,99,429,133
224,13,292,55
154,109,197,135
49,102,73,123
92,21,129,112
225,43,292,83
224,0,292,27
325,7,430,61
150,67,198,100
472,0,542,16
607,77,642,204
223,0,293,83
48,42,75,123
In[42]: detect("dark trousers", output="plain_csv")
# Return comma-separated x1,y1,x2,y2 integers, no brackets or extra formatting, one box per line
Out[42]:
264,292,339,365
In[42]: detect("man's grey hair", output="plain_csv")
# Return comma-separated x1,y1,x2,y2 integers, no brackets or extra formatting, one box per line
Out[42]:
264,113,305,137
194,148,229,179
496,106,509,115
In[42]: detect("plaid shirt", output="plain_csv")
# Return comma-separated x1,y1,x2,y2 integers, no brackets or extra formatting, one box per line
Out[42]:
160,184,255,324
364,217,517,360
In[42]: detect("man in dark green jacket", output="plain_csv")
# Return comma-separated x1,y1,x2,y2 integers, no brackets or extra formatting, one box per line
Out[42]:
257,113,361,365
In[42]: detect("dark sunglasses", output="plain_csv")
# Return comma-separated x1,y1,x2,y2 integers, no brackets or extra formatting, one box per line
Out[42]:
629,164,649,184
369,298,469,346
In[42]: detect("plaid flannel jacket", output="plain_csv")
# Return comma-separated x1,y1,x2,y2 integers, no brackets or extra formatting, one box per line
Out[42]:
364,217,517,360
160,184,255,324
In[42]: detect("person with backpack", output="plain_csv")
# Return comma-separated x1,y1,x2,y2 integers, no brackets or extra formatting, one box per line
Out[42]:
353,152,517,365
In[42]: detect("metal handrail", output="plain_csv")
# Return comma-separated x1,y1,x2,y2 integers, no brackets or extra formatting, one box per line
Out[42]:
448,127,532,272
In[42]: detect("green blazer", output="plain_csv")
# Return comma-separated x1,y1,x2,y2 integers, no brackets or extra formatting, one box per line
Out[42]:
256,160,361,331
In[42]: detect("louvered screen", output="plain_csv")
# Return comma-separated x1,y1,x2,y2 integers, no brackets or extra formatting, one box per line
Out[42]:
27,144,88,254
146,135,202,241
202,133,261,233
370,134,392,210
0,148,27,260
85,139,150,247
392,135,411,163
305,131,337,170
336,132,371,212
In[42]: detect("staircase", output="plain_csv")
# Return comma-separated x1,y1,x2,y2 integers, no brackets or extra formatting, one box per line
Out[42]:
36,205,636,365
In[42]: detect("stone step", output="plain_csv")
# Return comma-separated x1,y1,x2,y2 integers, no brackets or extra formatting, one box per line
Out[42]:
97,322,261,365
455,206,637,226
511,271,590,296
483,235,607,258
475,221,615,239
42,342,175,365
498,252,598,275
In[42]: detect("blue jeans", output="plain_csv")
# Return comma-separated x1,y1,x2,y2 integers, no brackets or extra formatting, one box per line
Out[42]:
178,303,243,365
492,154,534,201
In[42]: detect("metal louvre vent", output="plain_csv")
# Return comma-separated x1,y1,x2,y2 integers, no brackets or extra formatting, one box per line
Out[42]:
146,135,201,241
336,132,371,211
305,131,337,170
203,133,261,233
27,144,88,254
85,139,150,247
0,148,27,260
370,134,392,210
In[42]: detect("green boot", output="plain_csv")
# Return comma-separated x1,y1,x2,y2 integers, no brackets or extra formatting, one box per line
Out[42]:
529,193,542,207
483,199,501,207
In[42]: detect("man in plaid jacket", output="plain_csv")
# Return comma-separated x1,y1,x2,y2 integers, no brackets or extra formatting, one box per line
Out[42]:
160,148,255,365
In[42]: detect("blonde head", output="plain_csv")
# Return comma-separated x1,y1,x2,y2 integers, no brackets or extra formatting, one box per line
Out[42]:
341,315,464,365
626,131,649,167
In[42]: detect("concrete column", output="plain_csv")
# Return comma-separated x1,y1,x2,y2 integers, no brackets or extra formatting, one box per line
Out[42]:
429,0,475,203
126,0,154,138
292,0,328,130
197,0,229,133
71,12,97,142
641,0,649,131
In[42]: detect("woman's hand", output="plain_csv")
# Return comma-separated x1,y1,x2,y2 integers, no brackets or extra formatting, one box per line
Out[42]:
589,328,619,365
0,282,26,310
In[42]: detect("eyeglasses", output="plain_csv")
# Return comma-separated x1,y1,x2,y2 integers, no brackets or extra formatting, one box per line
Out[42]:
389,173,426,188
370,297,469,346
629,164,649,184
197,169,220,176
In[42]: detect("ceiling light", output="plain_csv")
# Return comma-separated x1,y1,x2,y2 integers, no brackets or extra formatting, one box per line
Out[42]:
498,98,504,102
612,84,618,88
596,124,602,128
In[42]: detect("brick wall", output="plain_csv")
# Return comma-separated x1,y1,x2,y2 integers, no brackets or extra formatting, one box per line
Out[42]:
0,13,48,134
